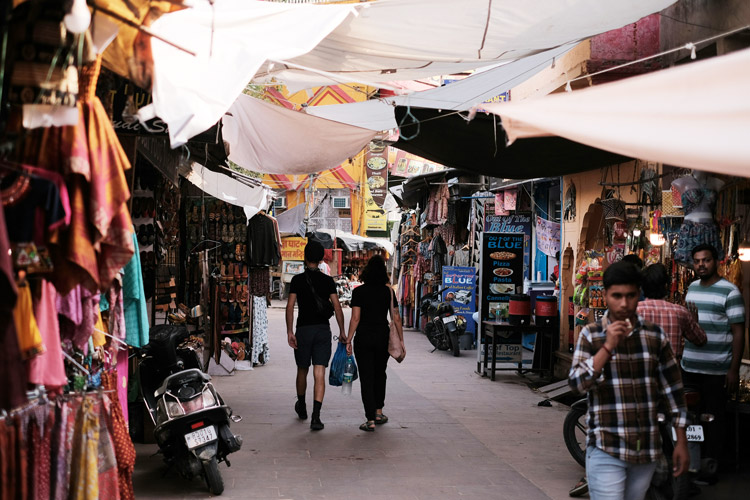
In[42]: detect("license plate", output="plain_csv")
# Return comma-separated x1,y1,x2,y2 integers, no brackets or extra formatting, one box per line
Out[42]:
672,425,704,442
441,315,456,324
184,425,217,449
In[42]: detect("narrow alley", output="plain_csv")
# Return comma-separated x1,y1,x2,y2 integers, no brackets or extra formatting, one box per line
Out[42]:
133,302,582,499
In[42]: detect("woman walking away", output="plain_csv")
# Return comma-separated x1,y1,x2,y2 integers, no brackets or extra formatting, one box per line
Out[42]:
346,255,403,432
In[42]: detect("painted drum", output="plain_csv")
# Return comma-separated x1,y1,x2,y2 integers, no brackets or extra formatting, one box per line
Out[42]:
509,294,531,325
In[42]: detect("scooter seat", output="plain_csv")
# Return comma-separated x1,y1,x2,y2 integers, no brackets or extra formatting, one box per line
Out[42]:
155,368,211,398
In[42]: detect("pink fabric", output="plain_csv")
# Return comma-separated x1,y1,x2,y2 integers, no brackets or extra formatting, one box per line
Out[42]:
57,285,99,350
29,279,68,389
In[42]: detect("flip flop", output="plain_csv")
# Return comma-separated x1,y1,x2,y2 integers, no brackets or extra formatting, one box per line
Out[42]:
359,422,375,432
374,414,388,425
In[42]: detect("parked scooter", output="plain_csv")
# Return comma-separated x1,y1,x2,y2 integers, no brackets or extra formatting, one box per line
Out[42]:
138,325,242,495
419,288,466,357
563,384,715,500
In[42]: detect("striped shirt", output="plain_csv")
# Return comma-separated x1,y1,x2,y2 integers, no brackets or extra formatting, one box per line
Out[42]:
637,299,707,359
569,312,687,464
682,278,745,375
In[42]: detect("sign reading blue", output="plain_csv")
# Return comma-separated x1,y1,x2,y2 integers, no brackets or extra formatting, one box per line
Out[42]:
442,266,477,334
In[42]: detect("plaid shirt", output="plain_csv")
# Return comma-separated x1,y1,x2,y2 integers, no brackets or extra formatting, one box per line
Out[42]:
637,299,707,359
568,312,688,464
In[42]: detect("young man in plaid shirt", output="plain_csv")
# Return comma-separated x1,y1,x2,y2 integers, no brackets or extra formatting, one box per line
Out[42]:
637,263,707,360
569,261,689,500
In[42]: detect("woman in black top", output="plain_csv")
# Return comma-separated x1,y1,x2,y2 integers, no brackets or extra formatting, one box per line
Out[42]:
346,255,403,431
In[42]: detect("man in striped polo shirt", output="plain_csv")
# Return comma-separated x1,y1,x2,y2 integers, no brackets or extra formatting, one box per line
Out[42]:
682,243,746,471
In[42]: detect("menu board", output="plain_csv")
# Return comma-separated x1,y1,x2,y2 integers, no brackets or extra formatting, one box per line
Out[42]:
480,233,525,321
441,266,477,334
365,148,389,207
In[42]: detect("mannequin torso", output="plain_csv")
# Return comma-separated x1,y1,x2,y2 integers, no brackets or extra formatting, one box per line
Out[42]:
671,172,724,223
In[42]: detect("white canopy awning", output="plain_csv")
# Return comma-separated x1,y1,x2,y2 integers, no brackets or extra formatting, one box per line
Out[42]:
306,44,575,131
316,228,395,257
223,94,376,175
143,0,675,146
262,0,676,88
183,163,271,220
139,0,356,147
483,47,750,178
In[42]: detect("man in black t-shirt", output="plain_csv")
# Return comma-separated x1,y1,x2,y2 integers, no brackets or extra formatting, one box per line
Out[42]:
286,241,346,430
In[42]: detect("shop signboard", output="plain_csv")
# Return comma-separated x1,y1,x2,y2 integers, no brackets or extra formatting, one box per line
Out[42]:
483,205,531,280
480,232,525,321
441,266,477,334
365,147,389,207
281,237,307,262
282,261,304,284
389,147,446,178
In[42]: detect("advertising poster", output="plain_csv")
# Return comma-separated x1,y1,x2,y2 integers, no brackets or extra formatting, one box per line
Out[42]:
389,147,446,178
483,205,532,279
441,266,477,334
481,233,525,322
536,216,561,257
365,147,389,207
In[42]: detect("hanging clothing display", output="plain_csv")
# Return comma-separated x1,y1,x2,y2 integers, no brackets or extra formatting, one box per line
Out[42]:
122,231,149,348
246,212,281,267
28,279,67,390
251,296,269,365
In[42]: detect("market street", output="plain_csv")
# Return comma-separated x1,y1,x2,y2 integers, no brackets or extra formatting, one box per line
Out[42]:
133,301,582,499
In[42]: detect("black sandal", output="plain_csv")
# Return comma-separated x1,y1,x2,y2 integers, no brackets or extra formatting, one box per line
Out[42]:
359,421,375,432
374,414,388,425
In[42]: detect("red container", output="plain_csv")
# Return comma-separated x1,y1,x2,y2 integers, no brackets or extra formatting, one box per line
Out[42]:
535,295,558,326
509,294,531,325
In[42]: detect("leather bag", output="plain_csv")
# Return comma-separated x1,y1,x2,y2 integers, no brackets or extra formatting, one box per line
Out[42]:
387,287,405,363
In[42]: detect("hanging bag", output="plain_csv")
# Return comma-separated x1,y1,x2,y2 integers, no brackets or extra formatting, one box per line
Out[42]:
387,287,406,363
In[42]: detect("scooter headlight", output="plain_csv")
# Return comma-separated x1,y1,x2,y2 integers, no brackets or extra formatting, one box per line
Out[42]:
166,400,185,417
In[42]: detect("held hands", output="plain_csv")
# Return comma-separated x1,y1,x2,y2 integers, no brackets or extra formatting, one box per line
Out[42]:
287,332,297,349
346,342,353,356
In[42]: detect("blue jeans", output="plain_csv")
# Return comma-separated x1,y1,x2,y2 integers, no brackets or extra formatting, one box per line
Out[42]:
586,446,657,500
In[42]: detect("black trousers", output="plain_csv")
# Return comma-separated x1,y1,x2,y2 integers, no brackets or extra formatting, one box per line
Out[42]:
681,369,727,462
354,330,390,421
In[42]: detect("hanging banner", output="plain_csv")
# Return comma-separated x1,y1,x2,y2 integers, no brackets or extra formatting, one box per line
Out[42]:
535,216,561,257
389,147,446,178
365,145,389,207
480,233,525,322
442,266,477,334
483,205,532,279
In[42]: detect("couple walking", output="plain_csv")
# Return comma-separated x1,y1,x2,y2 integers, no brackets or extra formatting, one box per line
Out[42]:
285,241,403,431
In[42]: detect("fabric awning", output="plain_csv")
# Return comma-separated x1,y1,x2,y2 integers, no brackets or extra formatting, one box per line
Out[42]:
276,203,306,237
313,229,394,257
222,94,376,175
262,0,676,87
483,47,750,178
138,0,356,146
183,163,271,220
392,107,629,179
306,44,575,131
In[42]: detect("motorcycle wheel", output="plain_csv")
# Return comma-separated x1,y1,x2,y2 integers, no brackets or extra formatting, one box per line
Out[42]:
563,405,587,468
203,457,224,495
449,331,460,357
425,323,440,348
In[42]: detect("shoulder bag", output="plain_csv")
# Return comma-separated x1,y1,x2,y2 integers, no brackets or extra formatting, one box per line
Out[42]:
387,287,405,363
304,269,334,319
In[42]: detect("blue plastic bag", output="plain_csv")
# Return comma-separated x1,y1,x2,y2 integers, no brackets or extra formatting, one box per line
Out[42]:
329,343,358,386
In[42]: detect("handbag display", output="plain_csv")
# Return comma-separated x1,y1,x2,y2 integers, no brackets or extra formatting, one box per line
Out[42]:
387,287,405,363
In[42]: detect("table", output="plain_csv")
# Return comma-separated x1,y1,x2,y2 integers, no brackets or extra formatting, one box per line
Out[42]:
480,320,558,381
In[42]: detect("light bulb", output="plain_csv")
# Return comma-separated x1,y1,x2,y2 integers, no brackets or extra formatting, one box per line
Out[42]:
632,228,641,237
739,241,750,262
649,233,665,246
64,0,91,34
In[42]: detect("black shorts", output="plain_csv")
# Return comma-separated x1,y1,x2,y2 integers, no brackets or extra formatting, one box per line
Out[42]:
294,324,332,368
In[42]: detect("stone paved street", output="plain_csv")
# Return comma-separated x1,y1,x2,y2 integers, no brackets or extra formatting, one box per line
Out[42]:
131,301,749,499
